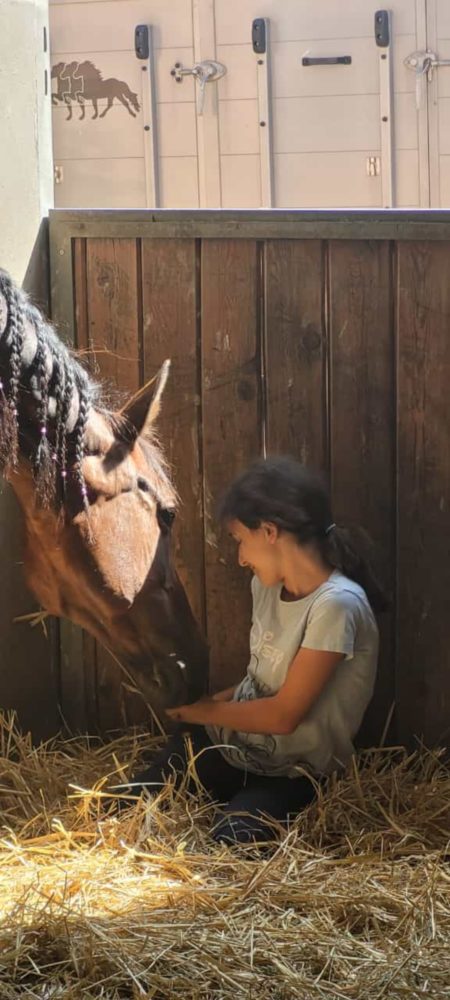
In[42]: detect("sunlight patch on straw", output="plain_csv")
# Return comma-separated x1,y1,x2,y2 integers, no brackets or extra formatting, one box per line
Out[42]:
0,712,448,999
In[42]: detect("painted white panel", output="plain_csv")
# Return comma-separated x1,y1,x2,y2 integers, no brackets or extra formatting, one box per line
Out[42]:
274,151,382,208
273,95,380,154
50,0,193,52
53,157,147,207
157,101,197,156
158,156,199,207
221,154,261,206
214,0,417,46
219,99,259,155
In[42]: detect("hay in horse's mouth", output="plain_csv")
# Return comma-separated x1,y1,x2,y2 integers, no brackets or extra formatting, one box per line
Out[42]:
0,711,449,998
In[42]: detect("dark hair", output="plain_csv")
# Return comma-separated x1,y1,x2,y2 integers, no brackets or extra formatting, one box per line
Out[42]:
218,456,389,613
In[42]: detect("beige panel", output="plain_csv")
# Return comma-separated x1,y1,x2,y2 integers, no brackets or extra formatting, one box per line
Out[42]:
437,0,450,35
158,156,199,207
50,0,193,52
433,39,450,98
51,50,144,160
271,35,417,99
438,155,450,204
157,101,197,156
214,0,417,45
53,157,147,206
220,154,261,206
438,99,450,154
52,107,143,159
395,92,420,150
218,99,259,155
155,47,196,103
396,149,420,207
216,44,257,100
274,151,382,207
274,95,380,154
50,0,151,3
51,49,144,99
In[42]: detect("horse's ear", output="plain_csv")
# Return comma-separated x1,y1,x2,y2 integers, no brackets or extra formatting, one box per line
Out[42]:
118,360,170,439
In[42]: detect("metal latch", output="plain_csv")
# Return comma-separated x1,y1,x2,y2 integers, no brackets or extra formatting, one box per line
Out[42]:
404,49,450,109
170,59,226,115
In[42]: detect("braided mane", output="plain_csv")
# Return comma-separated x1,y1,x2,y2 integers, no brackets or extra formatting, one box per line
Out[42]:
0,269,100,511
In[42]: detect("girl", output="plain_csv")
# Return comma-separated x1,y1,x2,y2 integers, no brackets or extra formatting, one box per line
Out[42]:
126,456,384,845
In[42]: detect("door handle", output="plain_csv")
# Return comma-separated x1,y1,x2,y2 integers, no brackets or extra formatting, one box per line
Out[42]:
302,56,351,66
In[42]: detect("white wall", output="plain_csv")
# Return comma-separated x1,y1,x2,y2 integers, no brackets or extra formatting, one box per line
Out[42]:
0,0,53,283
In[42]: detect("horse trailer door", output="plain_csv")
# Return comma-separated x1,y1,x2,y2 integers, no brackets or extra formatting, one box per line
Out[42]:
50,0,199,208
214,0,431,209
421,0,450,206
50,0,434,209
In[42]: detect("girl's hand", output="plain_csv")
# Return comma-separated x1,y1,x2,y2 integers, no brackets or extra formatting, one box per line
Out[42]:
166,697,212,724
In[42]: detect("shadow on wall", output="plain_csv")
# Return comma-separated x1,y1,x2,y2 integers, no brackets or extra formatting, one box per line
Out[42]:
0,219,61,742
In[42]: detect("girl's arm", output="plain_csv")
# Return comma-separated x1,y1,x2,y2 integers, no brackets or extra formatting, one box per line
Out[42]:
167,647,344,734
211,685,237,702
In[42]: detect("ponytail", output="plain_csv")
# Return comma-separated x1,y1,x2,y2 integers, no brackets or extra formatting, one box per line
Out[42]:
323,523,389,614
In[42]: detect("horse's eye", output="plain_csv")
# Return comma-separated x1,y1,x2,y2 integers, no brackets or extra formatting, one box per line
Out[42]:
137,477,150,492
158,507,176,530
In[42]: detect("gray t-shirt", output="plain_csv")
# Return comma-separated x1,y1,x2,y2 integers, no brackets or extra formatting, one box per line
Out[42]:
207,570,379,777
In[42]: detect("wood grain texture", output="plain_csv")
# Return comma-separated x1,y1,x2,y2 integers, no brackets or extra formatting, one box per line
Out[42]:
141,238,205,630
265,239,326,469
201,240,261,690
397,241,450,746
328,240,395,746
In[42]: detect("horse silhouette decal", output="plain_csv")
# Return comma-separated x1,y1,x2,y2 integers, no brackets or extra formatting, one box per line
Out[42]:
51,60,141,120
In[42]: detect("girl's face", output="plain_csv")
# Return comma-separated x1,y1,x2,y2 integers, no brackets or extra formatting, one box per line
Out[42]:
228,519,281,587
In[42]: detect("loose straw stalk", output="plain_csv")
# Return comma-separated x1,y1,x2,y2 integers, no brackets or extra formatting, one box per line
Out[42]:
0,712,449,999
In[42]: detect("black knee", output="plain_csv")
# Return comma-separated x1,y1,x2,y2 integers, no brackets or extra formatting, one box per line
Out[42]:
212,812,277,846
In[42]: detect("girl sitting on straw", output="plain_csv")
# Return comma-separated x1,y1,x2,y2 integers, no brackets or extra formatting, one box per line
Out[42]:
125,456,384,846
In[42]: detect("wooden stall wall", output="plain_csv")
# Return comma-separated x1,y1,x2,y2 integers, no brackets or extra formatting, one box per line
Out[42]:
48,212,450,750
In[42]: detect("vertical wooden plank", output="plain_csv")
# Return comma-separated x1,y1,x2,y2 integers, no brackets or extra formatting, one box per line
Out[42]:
72,238,90,731
84,238,141,732
265,240,326,469
141,238,205,629
329,240,395,747
202,239,261,691
85,238,140,397
397,241,450,747
50,230,84,733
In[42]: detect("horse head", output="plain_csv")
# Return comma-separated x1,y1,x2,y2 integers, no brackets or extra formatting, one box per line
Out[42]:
0,270,209,715
51,62,66,80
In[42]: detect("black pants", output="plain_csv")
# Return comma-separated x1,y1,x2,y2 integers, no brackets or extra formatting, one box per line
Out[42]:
125,726,317,845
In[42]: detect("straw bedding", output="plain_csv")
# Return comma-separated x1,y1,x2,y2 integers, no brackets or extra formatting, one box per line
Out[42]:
0,713,448,999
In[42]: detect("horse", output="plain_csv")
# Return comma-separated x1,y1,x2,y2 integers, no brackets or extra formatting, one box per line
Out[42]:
0,270,209,720
51,62,76,120
76,61,141,119
51,61,140,121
